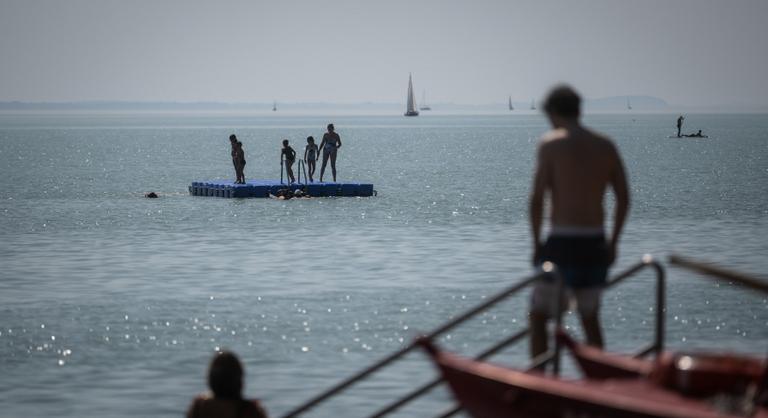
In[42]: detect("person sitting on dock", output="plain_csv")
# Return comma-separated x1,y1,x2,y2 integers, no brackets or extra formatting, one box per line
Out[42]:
281,139,296,183
304,136,319,182
235,141,246,184
684,130,704,138
529,85,630,364
186,351,269,418
318,123,342,182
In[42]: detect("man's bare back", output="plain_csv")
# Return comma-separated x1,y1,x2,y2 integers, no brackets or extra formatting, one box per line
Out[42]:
535,125,626,230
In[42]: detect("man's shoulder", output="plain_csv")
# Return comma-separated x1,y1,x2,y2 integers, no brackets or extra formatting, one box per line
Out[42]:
539,127,618,157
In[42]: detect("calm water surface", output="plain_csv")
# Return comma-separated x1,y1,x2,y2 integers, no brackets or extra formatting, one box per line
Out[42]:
1,113,766,417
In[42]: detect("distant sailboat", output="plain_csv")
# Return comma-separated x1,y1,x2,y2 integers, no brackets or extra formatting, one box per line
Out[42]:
272,101,277,112
404,73,419,117
508,96,514,111
627,98,632,110
530,99,536,110
419,90,431,111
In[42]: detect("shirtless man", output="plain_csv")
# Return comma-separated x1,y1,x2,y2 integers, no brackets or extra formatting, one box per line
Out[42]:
529,85,630,361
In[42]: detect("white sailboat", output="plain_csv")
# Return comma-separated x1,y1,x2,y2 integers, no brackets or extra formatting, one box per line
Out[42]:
272,101,277,112
530,99,536,110
404,73,419,117
627,98,632,110
419,90,431,111
508,96,514,111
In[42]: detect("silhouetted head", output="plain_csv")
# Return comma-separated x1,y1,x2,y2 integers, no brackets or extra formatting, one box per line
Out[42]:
697,130,702,134
229,134,237,142
207,351,244,400
327,123,334,132
543,85,581,121
236,141,242,148
282,139,289,147
307,136,314,144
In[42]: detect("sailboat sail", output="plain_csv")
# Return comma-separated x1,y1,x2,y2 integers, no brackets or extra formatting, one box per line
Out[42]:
405,73,419,116
530,99,536,110
508,96,514,111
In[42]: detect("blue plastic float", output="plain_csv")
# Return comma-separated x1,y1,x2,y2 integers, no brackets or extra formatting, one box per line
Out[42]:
189,180,375,198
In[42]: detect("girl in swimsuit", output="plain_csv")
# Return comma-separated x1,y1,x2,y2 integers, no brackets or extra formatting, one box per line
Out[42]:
281,139,296,183
304,136,319,182
317,123,342,182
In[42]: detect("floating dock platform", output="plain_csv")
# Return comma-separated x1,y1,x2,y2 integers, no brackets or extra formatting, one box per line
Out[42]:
189,180,375,198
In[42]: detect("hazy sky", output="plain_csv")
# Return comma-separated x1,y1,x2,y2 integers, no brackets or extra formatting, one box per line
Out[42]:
1,0,767,106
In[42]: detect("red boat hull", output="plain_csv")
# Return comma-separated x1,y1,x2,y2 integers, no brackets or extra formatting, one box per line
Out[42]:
425,343,766,418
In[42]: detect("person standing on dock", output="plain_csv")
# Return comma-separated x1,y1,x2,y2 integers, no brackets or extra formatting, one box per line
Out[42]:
528,85,630,363
304,136,319,182
281,139,296,183
234,141,246,184
229,134,239,182
318,123,342,182
676,115,684,138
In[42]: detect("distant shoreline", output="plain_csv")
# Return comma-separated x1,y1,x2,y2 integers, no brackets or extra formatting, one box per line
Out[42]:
0,97,765,114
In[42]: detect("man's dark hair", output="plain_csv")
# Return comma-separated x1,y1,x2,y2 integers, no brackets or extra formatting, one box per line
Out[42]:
208,351,244,400
327,123,334,131
229,134,237,141
543,85,581,118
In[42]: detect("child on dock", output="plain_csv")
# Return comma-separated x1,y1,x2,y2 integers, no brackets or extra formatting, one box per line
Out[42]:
235,141,246,184
281,139,296,183
304,136,318,182
229,134,238,182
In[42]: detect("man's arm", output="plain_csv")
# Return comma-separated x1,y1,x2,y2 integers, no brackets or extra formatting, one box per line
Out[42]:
529,143,550,265
336,135,342,149
608,146,630,265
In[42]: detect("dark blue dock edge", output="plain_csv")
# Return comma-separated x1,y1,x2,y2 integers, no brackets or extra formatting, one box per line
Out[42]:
189,180,375,198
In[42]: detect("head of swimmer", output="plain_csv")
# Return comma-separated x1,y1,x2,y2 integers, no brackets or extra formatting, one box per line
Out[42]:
307,136,314,144
208,351,244,400
327,123,334,132
282,139,289,147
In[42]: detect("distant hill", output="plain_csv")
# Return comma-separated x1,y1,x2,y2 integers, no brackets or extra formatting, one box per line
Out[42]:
584,95,668,111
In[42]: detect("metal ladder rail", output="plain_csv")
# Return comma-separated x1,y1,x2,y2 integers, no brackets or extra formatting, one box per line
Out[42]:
280,256,665,418
279,272,546,418
296,160,308,185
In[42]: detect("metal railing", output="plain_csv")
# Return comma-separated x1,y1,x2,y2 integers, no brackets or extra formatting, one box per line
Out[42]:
281,158,309,186
669,254,768,295
280,255,666,418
